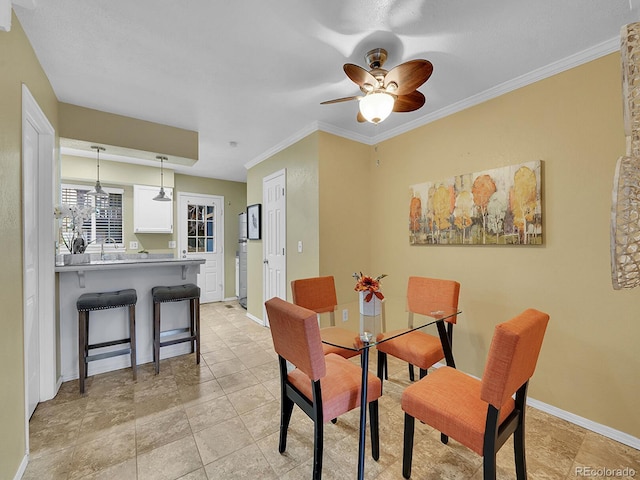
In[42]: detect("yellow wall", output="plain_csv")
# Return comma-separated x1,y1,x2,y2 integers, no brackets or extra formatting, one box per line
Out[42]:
370,52,639,437
0,12,59,479
59,103,198,162
246,132,320,314
248,53,639,439
61,156,246,298
318,132,373,302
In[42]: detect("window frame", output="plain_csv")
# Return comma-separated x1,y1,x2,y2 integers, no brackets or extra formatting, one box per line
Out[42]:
60,183,125,254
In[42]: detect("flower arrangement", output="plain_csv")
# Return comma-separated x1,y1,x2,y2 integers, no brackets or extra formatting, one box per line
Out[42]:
54,204,95,254
353,272,387,302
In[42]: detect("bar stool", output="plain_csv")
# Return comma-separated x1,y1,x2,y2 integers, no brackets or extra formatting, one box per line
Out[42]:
152,283,201,374
76,288,137,394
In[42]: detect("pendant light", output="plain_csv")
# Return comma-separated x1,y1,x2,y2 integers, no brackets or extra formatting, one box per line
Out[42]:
89,146,109,198
153,155,172,202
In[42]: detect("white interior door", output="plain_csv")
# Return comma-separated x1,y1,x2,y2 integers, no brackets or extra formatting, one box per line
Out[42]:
263,169,287,325
178,193,224,303
23,119,39,418
22,85,56,460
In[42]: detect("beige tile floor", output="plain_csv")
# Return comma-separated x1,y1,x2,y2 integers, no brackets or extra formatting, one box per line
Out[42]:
25,301,639,479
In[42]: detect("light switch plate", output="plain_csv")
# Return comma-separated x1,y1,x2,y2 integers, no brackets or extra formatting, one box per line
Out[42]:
297,240,303,253
129,241,138,250
168,240,176,248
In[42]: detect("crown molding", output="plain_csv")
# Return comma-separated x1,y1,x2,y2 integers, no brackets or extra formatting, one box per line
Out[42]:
246,36,621,170
372,36,621,144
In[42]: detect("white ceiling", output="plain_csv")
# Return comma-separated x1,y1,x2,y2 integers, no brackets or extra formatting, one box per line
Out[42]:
14,1,640,182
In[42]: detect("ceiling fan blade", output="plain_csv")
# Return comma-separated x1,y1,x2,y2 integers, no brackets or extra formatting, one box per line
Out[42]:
320,96,360,105
357,111,367,123
384,59,433,95
393,91,426,112
344,63,378,89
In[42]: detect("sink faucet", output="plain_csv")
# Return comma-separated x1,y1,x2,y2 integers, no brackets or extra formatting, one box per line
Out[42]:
101,237,120,260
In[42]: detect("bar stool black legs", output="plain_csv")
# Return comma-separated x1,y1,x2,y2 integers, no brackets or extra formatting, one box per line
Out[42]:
152,283,201,374
76,289,138,394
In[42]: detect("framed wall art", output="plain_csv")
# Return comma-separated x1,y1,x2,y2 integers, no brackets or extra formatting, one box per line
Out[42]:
409,160,542,245
247,203,262,240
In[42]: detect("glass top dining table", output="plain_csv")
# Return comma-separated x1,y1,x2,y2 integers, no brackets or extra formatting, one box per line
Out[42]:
316,295,461,480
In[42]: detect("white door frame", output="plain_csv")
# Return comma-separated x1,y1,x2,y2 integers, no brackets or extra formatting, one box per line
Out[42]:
177,192,225,302
22,84,56,441
262,169,287,325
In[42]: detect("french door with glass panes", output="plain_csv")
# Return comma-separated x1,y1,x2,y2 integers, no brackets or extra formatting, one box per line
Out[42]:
178,193,224,303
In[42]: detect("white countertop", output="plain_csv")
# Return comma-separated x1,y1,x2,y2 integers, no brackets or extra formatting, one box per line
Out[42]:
55,257,205,273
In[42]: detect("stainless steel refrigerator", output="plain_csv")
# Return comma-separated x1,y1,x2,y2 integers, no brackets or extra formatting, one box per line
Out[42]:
238,212,248,309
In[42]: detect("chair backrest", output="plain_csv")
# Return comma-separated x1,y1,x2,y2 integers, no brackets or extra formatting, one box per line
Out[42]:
480,308,550,408
407,276,461,324
291,276,338,314
265,297,327,381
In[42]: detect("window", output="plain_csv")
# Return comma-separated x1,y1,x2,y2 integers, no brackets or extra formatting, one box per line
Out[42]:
60,184,124,253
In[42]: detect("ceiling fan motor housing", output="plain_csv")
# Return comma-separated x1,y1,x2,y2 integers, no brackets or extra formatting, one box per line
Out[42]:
365,48,388,69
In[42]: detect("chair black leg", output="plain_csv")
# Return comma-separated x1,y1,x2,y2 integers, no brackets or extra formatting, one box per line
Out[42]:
483,452,497,480
129,305,137,380
278,396,294,453
403,413,415,479
78,311,87,394
441,433,448,444
377,351,386,393
419,368,427,379
514,422,527,479
369,400,380,461
408,363,415,382
153,301,160,375
194,298,201,364
312,416,323,480
384,353,388,379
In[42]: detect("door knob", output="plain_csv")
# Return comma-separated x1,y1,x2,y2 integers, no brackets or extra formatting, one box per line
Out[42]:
263,259,269,264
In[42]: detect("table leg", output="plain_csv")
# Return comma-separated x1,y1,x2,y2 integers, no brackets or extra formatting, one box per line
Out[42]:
436,320,456,368
357,344,369,480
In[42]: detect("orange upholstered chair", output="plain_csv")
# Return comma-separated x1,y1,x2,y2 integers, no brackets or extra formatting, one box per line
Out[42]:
265,297,381,480
291,276,361,359
376,276,460,388
401,308,550,480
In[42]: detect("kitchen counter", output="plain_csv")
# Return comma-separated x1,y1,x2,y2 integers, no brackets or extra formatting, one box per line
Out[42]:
57,256,205,382
56,256,205,288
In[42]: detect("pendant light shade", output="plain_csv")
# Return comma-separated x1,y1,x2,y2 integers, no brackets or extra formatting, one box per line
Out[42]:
359,91,395,124
153,155,172,202
89,146,109,199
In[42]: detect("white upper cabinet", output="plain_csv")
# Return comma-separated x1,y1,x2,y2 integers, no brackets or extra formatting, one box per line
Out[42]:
133,184,173,233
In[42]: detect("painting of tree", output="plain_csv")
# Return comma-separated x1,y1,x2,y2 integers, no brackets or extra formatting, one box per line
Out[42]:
408,160,542,245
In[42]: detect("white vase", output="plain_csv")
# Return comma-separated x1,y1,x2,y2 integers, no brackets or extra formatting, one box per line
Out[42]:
359,290,382,317
63,253,91,265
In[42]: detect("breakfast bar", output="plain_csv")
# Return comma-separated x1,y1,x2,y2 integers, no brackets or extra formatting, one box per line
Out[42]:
56,256,205,381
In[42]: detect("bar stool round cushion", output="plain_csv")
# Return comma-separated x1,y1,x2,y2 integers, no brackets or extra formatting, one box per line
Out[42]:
77,289,137,311
152,284,200,303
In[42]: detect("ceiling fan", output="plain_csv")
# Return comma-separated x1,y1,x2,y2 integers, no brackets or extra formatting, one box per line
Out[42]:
321,48,433,124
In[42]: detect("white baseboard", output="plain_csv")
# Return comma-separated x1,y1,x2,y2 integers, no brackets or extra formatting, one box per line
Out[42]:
431,362,639,450
527,398,640,450
223,296,237,302
246,311,263,326
13,454,28,480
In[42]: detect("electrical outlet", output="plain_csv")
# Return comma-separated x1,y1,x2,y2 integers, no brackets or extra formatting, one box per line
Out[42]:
297,240,303,253
342,309,348,322
168,241,176,249
129,241,138,250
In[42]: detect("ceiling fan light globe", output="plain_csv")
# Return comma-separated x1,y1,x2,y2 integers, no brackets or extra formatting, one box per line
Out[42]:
359,91,395,124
